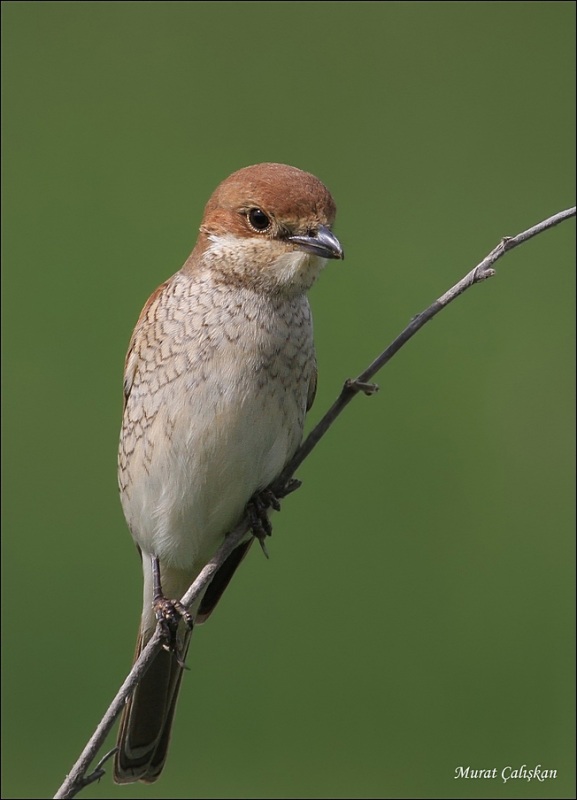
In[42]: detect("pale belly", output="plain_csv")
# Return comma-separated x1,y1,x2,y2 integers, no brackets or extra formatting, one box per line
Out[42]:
120,356,306,573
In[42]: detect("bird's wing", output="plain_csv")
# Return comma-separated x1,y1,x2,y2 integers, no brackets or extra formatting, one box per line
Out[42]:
306,358,318,412
195,538,253,624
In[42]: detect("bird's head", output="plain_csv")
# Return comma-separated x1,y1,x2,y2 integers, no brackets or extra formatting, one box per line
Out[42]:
189,163,343,295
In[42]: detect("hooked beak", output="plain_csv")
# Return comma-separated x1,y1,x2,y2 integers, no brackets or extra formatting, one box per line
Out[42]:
288,225,344,260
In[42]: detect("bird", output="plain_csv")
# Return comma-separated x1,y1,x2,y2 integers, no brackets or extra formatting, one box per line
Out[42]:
113,162,343,784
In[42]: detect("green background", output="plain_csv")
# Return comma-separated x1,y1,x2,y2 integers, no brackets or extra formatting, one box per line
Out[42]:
2,2,574,798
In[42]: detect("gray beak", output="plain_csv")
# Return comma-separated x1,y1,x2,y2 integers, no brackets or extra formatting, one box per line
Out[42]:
288,225,344,260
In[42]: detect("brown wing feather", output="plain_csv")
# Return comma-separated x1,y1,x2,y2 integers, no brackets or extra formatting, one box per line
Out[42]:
306,360,317,412
196,539,253,624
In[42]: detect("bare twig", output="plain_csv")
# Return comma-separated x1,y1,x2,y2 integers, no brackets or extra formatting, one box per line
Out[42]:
53,205,575,799
273,205,575,489
53,524,249,799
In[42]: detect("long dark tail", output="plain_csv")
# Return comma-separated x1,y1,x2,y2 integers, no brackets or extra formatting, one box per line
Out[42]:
113,538,252,783
113,629,191,784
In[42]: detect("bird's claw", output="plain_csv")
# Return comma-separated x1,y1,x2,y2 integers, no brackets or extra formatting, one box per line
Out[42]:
247,487,283,555
247,479,302,557
247,492,274,556
153,596,193,667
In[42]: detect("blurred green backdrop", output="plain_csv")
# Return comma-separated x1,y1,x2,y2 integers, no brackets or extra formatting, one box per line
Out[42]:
2,2,574,799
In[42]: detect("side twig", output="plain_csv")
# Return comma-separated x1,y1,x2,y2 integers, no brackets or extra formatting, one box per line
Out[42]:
53,205,575,799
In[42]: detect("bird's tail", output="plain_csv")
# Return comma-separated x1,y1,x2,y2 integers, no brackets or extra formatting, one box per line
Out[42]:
113,626,191,784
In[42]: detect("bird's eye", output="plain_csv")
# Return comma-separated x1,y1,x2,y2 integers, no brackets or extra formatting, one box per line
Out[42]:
247,208,271,232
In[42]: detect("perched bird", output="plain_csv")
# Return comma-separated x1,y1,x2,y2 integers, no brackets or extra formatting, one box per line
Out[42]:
114,163,343,783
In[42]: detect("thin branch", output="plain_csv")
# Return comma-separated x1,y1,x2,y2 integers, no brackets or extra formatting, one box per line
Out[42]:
53,523,250,799
273,205,576,488
53,205,575,799
53,632,161,799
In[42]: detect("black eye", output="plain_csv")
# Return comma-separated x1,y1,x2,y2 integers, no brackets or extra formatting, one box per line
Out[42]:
247,208,271,232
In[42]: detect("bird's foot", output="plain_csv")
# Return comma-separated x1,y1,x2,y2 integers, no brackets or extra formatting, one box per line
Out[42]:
153,596,193,668
247,492,275,557
247,479,302,557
